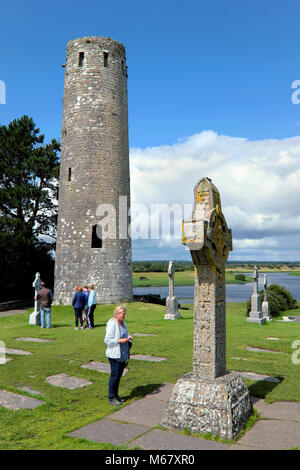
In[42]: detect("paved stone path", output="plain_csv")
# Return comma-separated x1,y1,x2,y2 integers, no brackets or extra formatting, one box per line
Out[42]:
68,383,300,450
0,308,29,318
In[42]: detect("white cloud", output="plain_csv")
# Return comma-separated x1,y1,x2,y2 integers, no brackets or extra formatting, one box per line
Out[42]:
130,130,300,260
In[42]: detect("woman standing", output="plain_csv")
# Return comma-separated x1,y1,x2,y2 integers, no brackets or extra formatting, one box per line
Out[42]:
104,305,133,406
72,286,86,330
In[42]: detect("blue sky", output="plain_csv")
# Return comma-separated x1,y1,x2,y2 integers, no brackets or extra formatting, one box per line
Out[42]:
1,0,300,260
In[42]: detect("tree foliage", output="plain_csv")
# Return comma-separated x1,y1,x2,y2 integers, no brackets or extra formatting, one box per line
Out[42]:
0,116,60,301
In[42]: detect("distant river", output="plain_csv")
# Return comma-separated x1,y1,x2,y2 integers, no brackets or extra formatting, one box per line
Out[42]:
133,272,300,304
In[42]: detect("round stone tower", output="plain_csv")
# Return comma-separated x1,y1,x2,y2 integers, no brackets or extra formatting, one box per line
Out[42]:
54,36,133,304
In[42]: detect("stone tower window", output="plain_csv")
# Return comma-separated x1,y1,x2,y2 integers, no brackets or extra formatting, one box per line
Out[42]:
68,168,72,181
103,52,108,67
91,224,102,248
78,52,84,67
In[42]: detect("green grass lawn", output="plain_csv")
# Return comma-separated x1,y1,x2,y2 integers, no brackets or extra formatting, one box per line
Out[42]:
133,271,252,287
0,302,300,449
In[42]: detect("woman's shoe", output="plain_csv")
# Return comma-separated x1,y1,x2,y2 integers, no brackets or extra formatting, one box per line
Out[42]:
109,398,122,406
116,396,126,403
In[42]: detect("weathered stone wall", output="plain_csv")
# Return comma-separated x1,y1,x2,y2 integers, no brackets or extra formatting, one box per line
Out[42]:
54,36,133,304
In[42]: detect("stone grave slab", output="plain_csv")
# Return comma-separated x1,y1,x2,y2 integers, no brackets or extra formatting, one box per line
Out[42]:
231,357,251,361
0,358,12,364
132,333,156,337
46,373,92,389
5,348,32,356
234,371,281,383
266,337,280,341
18,386,42,396
0,390,45,409
81,361,128,375
68,418,150,446
128,428,228,450
16,337,53,343
246,346,283,354
130,355,166,362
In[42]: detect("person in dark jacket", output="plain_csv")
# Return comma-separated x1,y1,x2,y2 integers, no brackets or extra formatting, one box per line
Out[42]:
72,286,86,330
35,282,53,328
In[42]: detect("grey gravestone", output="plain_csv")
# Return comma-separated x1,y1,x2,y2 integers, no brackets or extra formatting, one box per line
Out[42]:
5,348,32,356
247,266,266,324
16,337,53,343
0,390,44,409
81,361,128,375
164,259,181,320
130,355,167,362
262,274,272,321
46,373,92,389
29,272,41,326
161,177,253,440
132,333,157,337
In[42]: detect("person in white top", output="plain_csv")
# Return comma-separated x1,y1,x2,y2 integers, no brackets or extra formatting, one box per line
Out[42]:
104,305,133,406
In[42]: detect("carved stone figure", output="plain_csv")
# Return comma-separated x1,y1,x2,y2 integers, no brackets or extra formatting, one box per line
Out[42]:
29,272,41,325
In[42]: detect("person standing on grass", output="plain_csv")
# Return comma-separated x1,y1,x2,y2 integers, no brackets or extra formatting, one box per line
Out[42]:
86,284,96,329
72,286,86,330
83,285,89,327
35,282,53,328
104,305,133,406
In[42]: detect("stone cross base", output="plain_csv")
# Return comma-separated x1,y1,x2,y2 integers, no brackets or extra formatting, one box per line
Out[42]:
246,313,266,325
262,301,272,321
29,311,41,326
161,371,253,440
164,296,181,320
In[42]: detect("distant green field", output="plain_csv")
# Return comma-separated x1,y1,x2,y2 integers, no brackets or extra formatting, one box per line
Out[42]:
288,272,300,277
133,271,252,287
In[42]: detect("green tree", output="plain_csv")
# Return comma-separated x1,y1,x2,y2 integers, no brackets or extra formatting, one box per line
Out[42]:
0,116,60,301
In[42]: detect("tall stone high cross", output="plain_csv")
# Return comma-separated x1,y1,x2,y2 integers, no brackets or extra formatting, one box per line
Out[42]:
161,178,253,440
182,178,232,378
262,274,272,321
247,265,266,324
164,259,181,320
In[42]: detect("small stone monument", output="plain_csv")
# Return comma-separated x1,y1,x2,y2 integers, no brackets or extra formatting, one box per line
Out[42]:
164,259,181,320
29,272,41,326
247,266,266,325
161,177,253,440
262,274,272,321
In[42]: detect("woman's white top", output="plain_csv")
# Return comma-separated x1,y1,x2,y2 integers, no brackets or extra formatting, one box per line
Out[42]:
104,317,129,359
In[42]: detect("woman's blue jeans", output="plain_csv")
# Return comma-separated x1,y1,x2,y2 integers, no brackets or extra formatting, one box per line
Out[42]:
108,358,126,400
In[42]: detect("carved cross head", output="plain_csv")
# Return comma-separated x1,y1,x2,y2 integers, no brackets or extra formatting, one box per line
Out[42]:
182,177,232,271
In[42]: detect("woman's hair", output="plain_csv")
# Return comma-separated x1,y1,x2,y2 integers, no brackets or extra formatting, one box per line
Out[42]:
76,286,82,292
83,284,88,289
88,284,94,289
113,305,126,318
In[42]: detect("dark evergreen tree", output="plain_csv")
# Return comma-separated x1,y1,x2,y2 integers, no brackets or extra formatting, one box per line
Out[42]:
0,116,60,301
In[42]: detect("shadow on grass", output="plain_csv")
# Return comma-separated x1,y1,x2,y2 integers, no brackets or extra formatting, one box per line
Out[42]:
247,377,284,400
